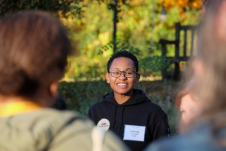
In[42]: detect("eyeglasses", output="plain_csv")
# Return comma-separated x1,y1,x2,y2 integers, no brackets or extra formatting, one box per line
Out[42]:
109,69,137,78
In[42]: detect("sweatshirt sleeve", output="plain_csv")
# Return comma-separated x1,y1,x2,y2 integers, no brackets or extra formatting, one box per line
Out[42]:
152,114,171,140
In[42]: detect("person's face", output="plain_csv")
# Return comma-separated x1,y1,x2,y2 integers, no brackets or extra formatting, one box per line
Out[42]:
180,94,200,125
105,57,140,96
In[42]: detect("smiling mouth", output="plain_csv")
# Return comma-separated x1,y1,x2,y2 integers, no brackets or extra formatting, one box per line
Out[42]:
117,83,127,86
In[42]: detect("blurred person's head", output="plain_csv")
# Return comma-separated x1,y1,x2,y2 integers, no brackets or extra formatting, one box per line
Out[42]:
0,11,71,107
187,0,226,145
191,0,226,117
105,51,140,97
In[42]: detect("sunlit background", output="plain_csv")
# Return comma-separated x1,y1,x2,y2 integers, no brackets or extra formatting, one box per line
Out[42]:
0,0,207,134
59,0,205,81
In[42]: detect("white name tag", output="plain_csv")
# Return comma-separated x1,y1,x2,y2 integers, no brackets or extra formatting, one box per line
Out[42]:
123,125,146,142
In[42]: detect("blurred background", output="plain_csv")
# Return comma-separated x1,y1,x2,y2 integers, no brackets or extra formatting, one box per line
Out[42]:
0,0,206,134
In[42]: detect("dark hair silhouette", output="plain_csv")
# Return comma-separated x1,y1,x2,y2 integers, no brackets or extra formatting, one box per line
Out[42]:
0,11,71,97
107,50,139,73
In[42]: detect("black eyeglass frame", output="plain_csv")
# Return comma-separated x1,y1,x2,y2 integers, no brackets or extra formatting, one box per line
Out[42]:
109,70,138,78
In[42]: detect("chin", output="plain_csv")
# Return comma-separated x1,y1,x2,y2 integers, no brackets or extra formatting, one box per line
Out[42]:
115,90,132,96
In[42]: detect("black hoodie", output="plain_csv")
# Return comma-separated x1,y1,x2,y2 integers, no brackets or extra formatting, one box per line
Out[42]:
88,89,170,151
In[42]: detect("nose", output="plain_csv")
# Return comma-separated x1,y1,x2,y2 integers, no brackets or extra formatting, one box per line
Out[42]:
119,71,126,79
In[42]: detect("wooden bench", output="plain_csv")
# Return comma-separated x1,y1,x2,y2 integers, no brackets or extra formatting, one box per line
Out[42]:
159,22,197,80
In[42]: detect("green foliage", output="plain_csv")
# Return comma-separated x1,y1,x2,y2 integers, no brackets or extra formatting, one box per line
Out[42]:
0,0,85,18
59,79,112,114
0,1,202,79
99,40,141,55
64,0,201,79
140,56,171,72
99,40,172,75
64,1,113,79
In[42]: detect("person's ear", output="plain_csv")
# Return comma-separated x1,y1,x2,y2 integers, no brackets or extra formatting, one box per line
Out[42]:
49,81,59,98
193,59,204,80
105,72,110,83
135,73,140,84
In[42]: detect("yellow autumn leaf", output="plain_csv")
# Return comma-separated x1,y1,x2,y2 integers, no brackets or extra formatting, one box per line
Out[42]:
176,0,189,8
189,0,203,9
162,0,175,10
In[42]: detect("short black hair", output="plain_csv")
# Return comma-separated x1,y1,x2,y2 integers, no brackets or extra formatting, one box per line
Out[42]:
107,50,139,72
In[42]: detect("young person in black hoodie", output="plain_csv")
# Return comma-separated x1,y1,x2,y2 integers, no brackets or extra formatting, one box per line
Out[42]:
88,50,170,151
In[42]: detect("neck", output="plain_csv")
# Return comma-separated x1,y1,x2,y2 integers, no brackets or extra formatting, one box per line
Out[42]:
114,92,132,104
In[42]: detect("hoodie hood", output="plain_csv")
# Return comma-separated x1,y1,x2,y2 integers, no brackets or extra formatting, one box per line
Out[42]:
102,89,151,106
